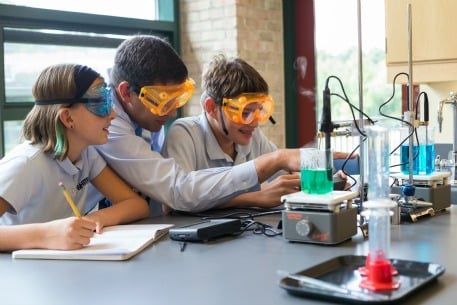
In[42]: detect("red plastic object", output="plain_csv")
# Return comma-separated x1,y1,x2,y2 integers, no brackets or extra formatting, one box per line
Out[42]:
359,253,398,277
359,258,400,291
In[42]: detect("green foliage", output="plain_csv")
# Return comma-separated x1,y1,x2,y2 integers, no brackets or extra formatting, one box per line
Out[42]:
316,47,402,123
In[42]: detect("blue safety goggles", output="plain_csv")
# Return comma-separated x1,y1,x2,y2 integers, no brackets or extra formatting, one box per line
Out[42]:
81,83,113,117
35,83,113,117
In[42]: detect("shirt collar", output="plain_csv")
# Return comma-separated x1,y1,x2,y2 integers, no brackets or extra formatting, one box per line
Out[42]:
200,113,251,162
111,88,135,128
56,156,82,176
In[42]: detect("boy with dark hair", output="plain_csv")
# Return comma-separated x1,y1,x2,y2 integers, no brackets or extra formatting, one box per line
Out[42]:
94,35,302,215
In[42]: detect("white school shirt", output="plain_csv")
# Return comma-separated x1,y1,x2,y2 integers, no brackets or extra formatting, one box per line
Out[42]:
84,94,165,214
94,92,260,214
0,142,106,225
162,113,279,174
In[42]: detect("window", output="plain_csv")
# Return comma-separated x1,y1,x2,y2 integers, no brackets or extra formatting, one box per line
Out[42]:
0,1,179,156
315,0,401,121
5,30,123,104
314,0,402,153
2,0,160,20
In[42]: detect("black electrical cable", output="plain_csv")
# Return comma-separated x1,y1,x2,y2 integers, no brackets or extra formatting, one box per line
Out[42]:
169,208,284,238
378,72,409,125
235,219,282,237
323,75,376,138
378,72,419,170
414,91,429,122
320,75,374,183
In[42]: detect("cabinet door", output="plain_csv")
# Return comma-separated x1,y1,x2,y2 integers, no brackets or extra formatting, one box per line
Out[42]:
385,0,457,82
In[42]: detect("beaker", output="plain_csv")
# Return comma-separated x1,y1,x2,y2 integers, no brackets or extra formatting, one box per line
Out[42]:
400,127,418,175
417,126,435,175
300,148,333,194
400,126,435,175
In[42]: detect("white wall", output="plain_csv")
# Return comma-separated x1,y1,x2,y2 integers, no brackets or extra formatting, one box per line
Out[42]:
422,81,457,148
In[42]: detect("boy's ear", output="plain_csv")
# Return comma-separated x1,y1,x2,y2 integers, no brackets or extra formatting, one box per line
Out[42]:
204,97,219,118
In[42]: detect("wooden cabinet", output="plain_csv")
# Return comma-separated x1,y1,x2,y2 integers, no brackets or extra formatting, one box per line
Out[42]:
385,0,457,83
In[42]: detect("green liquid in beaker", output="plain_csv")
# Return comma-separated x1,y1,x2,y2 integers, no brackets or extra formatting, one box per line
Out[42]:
300,168,333,194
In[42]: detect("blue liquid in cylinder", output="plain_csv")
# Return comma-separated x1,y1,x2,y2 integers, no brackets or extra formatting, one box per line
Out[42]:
400,144,434,175
400,145,419,174
419,144,435,174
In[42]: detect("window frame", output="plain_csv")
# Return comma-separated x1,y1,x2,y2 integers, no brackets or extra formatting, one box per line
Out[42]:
0,1,180,156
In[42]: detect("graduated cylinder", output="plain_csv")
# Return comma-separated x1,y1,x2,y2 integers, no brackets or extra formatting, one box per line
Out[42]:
360,125,399,291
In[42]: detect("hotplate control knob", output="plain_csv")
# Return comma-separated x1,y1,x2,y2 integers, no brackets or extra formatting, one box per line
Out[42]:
296,219,313,236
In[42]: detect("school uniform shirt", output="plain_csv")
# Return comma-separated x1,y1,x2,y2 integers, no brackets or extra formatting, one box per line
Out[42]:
93,91,260,215
0,141,105,225
162,113,279,176
84,96,165,214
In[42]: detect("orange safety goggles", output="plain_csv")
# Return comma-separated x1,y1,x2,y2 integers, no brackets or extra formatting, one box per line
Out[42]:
221,93,274,124
137,79,195,115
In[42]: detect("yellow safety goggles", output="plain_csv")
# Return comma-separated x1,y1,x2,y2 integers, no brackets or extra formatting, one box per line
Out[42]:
222,93,274,124
138,79,195,115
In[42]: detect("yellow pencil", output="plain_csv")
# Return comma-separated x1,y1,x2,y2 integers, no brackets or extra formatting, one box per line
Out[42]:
58,182,81,218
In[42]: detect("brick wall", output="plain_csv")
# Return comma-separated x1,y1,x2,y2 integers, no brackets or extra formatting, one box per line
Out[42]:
179,0,285,148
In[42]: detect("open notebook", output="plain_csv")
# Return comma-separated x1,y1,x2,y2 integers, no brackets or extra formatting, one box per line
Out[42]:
12,224,174,261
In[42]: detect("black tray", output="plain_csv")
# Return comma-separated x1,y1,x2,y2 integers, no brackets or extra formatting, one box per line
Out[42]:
279,255,445,304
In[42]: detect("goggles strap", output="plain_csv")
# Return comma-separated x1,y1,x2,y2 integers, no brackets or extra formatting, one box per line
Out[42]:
74,65,100,99
219,106,229,135
207,91,229,135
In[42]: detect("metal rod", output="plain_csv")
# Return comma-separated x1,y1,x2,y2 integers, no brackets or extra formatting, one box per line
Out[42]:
454,101,457,152
357,0,365,206
407,3,414,184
